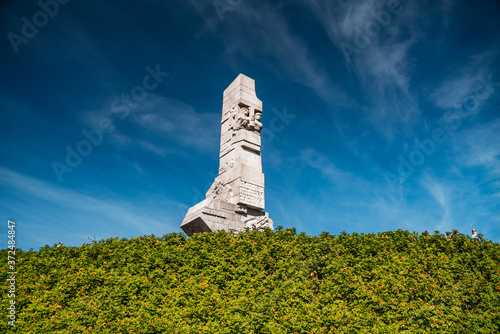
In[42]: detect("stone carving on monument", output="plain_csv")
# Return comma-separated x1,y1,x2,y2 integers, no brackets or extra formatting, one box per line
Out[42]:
180,74,273,236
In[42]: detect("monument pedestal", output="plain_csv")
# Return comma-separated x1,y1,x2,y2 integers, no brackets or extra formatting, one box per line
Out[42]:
181,74,273,236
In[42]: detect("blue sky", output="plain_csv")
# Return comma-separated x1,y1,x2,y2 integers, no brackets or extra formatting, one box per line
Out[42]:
1,0,499,250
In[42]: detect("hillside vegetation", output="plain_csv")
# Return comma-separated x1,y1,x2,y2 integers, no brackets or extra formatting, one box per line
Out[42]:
1,228,499,333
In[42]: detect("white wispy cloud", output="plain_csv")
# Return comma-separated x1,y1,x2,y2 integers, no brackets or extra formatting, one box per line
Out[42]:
134,96,220,150
191,0,350,109
356,42,420,140
416,165,499,238
303,0,422,141
300,148,349,182
430,52,497,110
138,140,173,157
0,167,181,240
272,140,498,239
420,175,452,230
270,159,444,235
80,94,220,155
453,119,500,195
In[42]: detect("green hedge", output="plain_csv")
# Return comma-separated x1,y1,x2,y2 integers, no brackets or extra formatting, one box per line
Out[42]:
1,228,499,333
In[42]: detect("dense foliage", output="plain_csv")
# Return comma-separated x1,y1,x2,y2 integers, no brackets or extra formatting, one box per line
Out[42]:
1,228,499,333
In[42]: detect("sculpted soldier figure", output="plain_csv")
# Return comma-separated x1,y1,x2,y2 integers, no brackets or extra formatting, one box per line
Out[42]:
250,111,263,132
234,106,251,131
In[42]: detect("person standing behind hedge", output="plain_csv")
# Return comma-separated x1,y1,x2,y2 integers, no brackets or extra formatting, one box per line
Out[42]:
471,229,479,240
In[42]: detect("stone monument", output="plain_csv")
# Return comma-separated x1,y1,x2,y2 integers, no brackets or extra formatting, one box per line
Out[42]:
181,74,273,236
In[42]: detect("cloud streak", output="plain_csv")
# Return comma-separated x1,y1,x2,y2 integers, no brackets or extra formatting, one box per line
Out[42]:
80,94,220,155
303,0,423,141
0,167,181,243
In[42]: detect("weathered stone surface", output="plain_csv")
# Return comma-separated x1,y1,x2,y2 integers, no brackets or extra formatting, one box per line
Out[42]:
181,74,273,236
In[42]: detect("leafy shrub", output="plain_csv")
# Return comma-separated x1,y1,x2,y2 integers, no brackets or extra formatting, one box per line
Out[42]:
1,229,499,333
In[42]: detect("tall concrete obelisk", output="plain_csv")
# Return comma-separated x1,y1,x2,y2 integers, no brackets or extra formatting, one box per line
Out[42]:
181,74,273,236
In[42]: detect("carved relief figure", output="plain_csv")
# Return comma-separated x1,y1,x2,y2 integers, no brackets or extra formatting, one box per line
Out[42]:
250,111,263,132
209,179,225,199
220,183,232,202
207,178,233,202
245,213,271,230
234,105,251,131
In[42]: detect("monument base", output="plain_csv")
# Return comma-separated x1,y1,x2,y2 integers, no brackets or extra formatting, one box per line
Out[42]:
180,198,273,236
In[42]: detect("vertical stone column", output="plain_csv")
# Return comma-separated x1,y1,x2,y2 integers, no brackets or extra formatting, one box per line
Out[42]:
181,74,273,236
